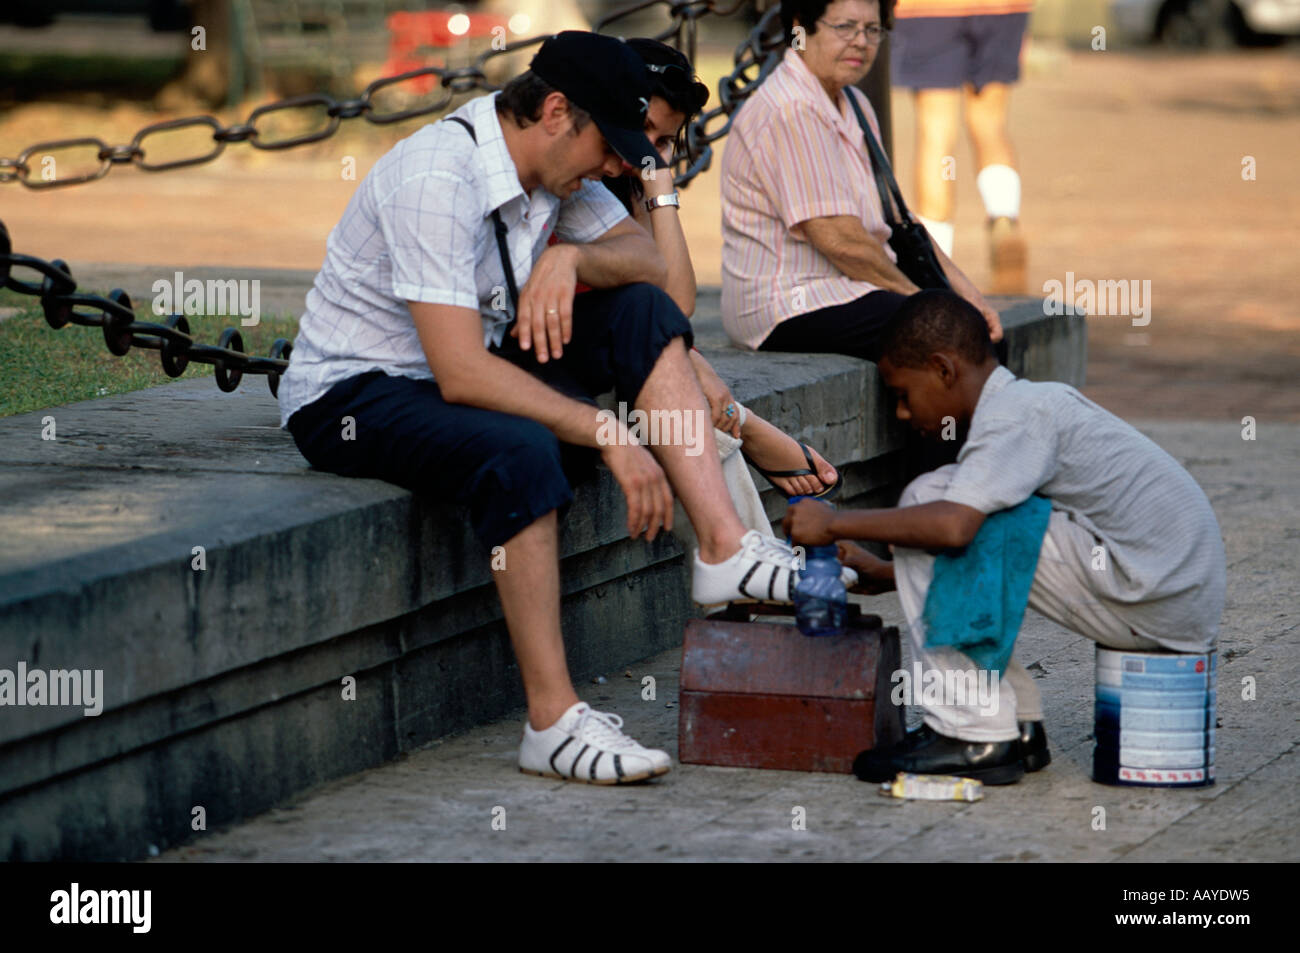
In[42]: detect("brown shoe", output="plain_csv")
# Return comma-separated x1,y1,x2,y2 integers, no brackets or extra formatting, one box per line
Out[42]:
989,216,1027,295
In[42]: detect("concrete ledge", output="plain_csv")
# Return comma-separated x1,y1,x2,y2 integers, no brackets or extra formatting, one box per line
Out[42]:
0,291,1083,860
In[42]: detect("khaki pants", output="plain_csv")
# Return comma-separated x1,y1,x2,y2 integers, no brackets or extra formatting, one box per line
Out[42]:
894,465,1161,742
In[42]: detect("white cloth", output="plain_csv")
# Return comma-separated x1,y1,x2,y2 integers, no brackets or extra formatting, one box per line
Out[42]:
713,404,773,538
277,92,630,429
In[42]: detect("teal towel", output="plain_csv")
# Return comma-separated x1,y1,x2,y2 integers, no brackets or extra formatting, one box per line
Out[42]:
921,494,1052,675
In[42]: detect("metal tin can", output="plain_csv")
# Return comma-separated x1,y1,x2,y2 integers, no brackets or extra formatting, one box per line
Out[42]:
1093,646,1216,787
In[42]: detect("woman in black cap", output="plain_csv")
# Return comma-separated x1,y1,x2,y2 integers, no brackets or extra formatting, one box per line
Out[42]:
594,38,842,501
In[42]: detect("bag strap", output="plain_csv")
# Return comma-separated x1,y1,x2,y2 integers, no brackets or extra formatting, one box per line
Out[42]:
445,116,519,316
844,91,916,229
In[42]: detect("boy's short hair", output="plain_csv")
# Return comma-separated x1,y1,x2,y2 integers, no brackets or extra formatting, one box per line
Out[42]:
877,289,996,369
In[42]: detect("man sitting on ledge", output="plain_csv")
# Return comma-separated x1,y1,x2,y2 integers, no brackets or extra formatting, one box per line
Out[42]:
277,32,801,785
785,289,1226,785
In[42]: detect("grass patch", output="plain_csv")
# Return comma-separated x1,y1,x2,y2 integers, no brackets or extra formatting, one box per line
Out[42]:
0,294,298,418
0,52,183,101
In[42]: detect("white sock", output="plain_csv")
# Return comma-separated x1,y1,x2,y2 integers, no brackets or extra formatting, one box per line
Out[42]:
916,215,954,258
976,164,1021,220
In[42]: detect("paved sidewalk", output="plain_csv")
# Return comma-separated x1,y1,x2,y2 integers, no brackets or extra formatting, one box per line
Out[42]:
155,420,1299,863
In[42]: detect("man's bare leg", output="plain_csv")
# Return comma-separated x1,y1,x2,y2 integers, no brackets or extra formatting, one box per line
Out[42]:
492,510,580,730
634,337,749,563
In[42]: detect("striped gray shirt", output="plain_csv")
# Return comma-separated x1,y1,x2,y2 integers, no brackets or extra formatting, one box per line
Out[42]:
278,92,630,429
942,366,1226,652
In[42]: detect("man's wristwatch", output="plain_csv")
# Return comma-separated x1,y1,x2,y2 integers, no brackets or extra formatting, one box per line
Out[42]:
644,191,680,213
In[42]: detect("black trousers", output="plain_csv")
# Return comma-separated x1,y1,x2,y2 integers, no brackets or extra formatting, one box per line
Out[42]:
758,289,909,362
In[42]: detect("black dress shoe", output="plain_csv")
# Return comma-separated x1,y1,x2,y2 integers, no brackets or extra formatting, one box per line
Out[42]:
1019,720,1051,772
854,725,1025,785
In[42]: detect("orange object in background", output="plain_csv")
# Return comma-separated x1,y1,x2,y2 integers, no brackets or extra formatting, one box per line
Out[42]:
382,10,511,93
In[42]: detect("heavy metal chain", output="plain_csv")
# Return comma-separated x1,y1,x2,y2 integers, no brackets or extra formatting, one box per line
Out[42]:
0,0,789,395
0,219,293,396
1,0,778,192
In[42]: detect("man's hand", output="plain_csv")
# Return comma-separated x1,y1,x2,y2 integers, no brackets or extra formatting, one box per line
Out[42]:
600,439,675,541
688,349,741,438
782,498,838,546
512,242,579,362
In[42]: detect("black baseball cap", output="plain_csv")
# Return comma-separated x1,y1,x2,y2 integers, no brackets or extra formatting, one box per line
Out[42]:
529,31,667,170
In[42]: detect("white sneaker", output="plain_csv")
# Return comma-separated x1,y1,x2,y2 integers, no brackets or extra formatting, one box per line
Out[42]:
692,532,858,605
519,702,672,784
692,529,799,607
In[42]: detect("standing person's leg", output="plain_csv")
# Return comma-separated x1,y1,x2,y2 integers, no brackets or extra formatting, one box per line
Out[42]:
964,81,1017,171
912,88,962,257
891,13,967,257
963,12,1031,293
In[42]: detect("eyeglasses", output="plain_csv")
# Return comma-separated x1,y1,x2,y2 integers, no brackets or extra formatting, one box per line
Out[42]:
817,19,888,44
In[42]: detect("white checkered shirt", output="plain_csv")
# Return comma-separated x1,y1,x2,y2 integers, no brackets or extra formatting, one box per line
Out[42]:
277,92,630,429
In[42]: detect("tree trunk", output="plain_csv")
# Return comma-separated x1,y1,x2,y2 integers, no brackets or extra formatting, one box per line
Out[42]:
156,0,232,110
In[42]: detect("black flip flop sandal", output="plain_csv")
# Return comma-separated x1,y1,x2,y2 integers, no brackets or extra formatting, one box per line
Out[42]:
742,441,842,500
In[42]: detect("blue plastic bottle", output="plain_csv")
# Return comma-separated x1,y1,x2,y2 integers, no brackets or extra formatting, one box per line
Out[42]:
788,496,848,637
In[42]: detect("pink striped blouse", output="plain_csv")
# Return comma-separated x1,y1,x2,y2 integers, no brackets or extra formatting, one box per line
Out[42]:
721,47,896,350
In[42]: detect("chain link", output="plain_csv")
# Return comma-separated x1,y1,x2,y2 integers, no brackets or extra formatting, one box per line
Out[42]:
1,0,785,190
0,220,293,396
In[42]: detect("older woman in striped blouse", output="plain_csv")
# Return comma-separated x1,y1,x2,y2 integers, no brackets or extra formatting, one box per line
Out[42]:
721,0,1002,359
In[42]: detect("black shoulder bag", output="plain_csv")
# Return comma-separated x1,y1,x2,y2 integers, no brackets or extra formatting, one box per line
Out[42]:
845,91,951,290
444,116,520,314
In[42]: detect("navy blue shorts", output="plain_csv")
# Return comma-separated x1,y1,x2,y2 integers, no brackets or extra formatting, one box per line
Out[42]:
286,282,693,550
890,13,1029,92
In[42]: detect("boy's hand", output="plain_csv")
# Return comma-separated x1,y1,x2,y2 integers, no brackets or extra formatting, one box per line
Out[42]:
836,541,896,594
782,498,838,546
